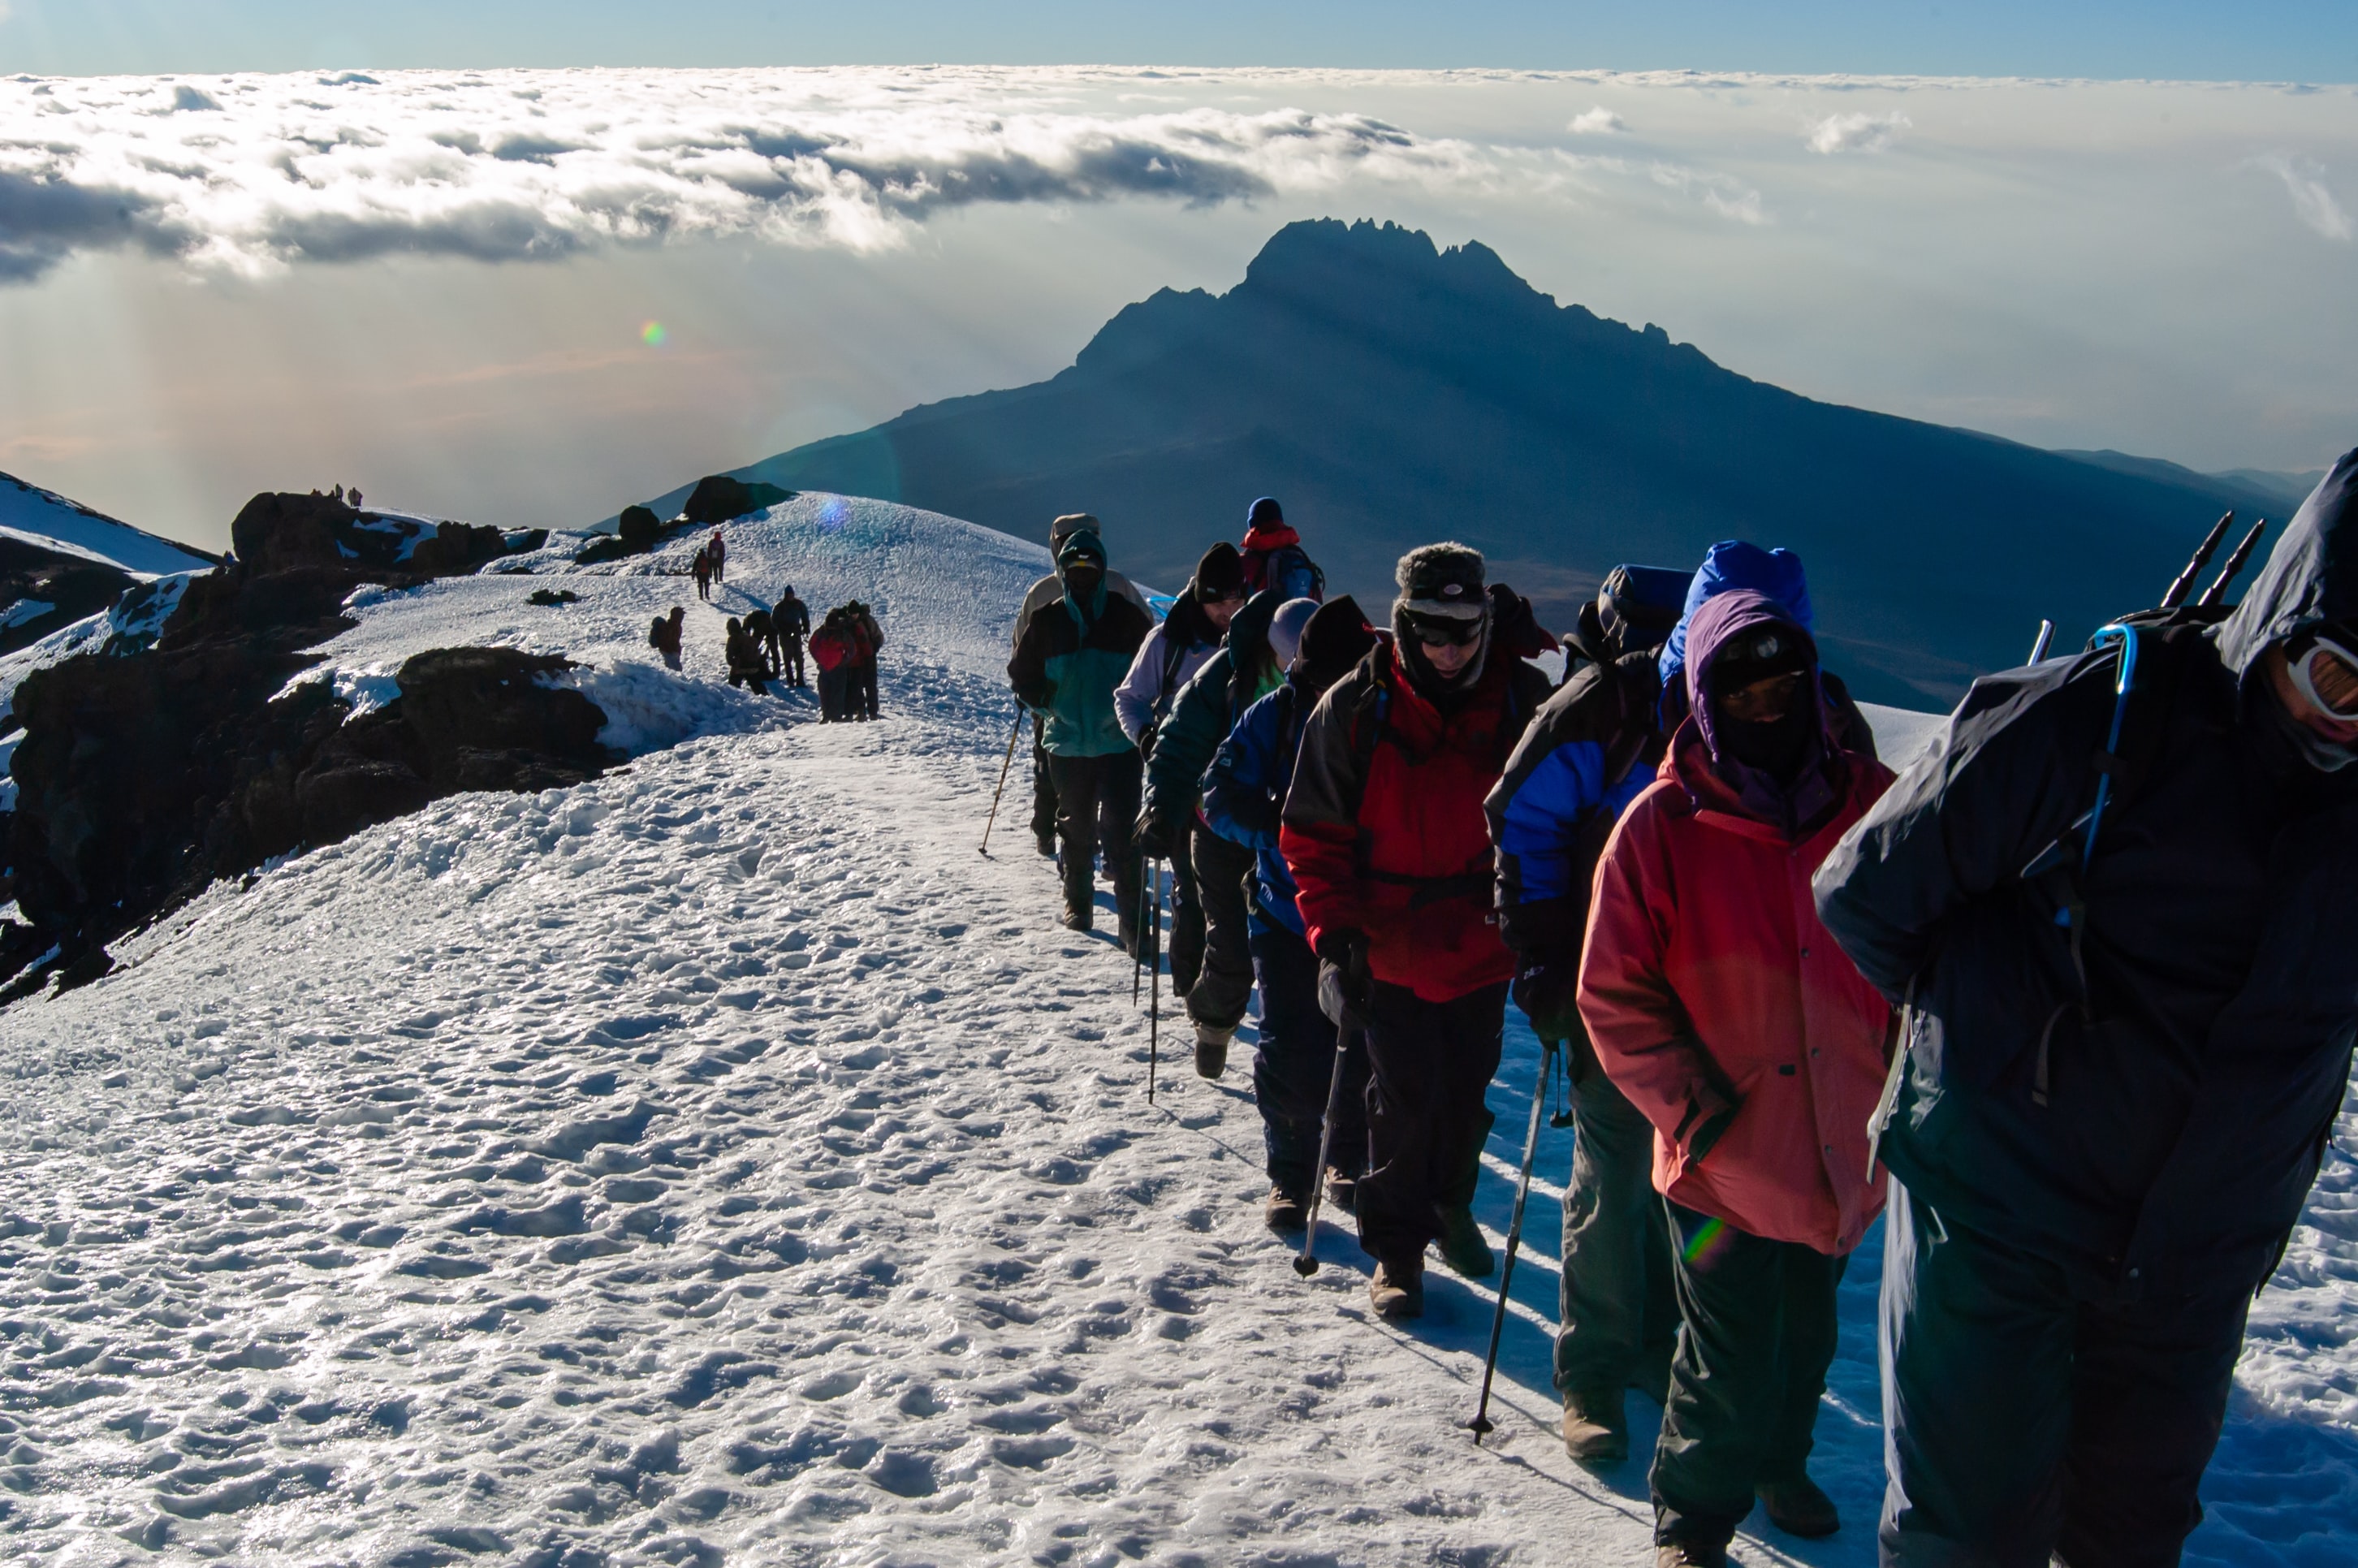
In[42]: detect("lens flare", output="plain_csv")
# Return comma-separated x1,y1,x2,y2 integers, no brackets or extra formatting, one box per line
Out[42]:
1680,1215,1728,1267
641,321,667,347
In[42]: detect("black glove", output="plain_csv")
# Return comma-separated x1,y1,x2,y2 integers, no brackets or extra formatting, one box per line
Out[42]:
1511,957,1581,1043
1134,805,1180,859
1314,927,1373,1027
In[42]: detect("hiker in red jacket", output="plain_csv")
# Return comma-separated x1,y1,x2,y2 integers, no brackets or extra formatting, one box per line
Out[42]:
1577,589,1896,1568
707,527,727,585
1281,542,1553,1321
1237,496,1324,602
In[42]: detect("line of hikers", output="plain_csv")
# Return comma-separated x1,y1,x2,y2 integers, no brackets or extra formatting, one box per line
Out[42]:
1004,468,2358,1568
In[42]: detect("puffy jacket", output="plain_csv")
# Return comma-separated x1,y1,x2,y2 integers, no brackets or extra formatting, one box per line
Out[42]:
1487,649,1668,957
776,595,810,637
1142,591,1285,827
810,624,854,672
1282,637,1553,1001
1580,594,1898,1255
1203,676,1315,935
1813,448,2358,1301
1008,559,1153,759
1115,592,1224,745
1659,540,1813,697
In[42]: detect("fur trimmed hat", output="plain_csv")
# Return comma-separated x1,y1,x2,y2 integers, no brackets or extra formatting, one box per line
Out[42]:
1396,542,1487,621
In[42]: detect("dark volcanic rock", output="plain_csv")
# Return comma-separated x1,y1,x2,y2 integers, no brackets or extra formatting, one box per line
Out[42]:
0,538,137,656
231,490,542,577
1,491,617,997
682,476,791,526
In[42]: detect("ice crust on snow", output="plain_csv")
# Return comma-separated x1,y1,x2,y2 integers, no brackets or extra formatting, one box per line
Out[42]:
0,492,2347,1565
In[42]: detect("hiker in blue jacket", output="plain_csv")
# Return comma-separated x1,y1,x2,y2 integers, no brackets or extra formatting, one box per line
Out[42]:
1488,546,1876,1465
1814,450,2358,1568
1203,595,1379,1232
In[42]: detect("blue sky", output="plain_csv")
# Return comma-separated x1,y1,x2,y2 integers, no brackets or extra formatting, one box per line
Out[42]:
3,1,2355,81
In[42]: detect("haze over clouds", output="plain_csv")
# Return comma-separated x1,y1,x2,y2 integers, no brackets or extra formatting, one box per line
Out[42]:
2,67,2355,546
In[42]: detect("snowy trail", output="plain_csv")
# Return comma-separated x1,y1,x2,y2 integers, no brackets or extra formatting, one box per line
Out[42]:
0,494,2351,1566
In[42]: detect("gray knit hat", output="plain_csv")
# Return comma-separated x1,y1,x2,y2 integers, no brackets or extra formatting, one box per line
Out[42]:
1396,542,1487,621
1050,512,1101,546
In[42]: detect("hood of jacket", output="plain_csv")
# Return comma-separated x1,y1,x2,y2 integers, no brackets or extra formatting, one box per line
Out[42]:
2216,445,2358,682
1680,589,1838,833
1225,589,1287,698
1660,540,1815,693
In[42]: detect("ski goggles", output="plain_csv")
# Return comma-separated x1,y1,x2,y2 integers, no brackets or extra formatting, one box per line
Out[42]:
1404,611,1484,648
2289,628,2358,720
1717,669,1807,722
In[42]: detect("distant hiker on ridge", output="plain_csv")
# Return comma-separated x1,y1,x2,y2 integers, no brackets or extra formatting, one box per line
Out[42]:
849,600,884,721
1281,543,1556,1321
724,617,771,693
1815,451,2358,1568
1010,526,1151,948
742,607,780,680
811,607,857,722
693,545,714,603
1014,514,1148,860
775,585,811,689
708,527,727,585
1238,497,1324,603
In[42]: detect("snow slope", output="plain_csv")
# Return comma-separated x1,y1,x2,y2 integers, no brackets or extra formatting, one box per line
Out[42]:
0,473,217,578
0,495,2348,1566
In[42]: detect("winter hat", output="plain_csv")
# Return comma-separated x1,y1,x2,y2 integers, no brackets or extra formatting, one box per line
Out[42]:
1050,512,1101,547
1194,541,1247,602
1268,598,1319,671
1057,529,1108,573
1660,540,1813,690
1396,542,1487,621
1297,595,1379,685
1247,497,1285,529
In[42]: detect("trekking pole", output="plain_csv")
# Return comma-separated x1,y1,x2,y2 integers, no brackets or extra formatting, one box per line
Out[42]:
1147,859,1163,1104
1292,1028,1358,1277
2161,512,2234,611
977,707,1025,857
2196,518,2269,608
2028,620,2055,664
1470,1036,1559,1445
1134,852,1154,1005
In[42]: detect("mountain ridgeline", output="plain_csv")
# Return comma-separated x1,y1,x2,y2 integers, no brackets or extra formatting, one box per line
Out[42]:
707,218,2291,706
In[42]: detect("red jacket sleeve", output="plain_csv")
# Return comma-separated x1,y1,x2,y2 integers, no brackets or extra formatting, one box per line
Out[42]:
1278,676,1372,952
1576,792,1735,1154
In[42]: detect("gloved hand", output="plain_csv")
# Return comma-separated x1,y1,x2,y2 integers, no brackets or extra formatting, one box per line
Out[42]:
1134,803,1181,859
1511,957,1581,1043
1314,927,1373,1028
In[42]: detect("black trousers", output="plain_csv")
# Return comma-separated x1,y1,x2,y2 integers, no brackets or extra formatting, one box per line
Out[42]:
1654,1202,1846,1549
855,659,879,719
780,633,805,686
1029,716,1057,844
1250,921,1368,1192
1047,749,1141,935
1354,979,1505,1268
1185,823,1257,1034
816,667,851,721
1880,1181,2252,1568
1164,825,1204,997
1557,1030,1680,1397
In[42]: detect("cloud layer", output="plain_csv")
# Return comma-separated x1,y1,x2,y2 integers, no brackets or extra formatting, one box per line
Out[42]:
0,68,1483,281
1805,110,1911,154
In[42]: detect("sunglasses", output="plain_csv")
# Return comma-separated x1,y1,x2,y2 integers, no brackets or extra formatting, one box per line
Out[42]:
2290,632,2358,720
1407,615,1483,649
1717,669,1807,723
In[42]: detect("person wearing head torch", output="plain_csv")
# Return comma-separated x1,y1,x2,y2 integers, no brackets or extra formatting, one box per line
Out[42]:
1815,448,2358,1568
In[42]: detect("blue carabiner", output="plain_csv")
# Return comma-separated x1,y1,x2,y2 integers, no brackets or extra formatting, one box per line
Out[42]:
2079,624,2140,869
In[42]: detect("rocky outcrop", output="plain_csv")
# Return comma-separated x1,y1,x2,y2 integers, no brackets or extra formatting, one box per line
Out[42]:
0,492,615,999
682,477,791,526
0,538,136,655
230,491,545,577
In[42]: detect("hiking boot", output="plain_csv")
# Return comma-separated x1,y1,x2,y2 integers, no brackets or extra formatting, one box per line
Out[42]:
1436,1205,1494,1278
1323,1167,1359,1216
1263,1185,1308,1233
1369,1259,1423,1320
1061,905,1092,934
1654,1544,1727,1568
1561,1388,1629,1466
1034,827,1057,859
1193,1022,1233,1079
1757,1476,1841,1539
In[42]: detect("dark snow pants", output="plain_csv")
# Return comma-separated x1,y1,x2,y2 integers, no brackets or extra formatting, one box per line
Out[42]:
1029,716,1058,846
780,633,805,687
1047,749,1141,936
1250,921,1368,1194
1186,823,1257,1034
1655,1201,1846,1551
1164,827,1204,996
1879,1181,2251,1568
1354,979,1505,1268
855,659,879,719
816,667,851,721
1556,1030,1680,1399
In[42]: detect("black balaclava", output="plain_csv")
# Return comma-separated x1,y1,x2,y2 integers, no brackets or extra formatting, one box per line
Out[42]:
1706,625,1815,785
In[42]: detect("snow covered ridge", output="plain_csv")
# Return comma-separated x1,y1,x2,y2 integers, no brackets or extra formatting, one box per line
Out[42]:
0,473,216,578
